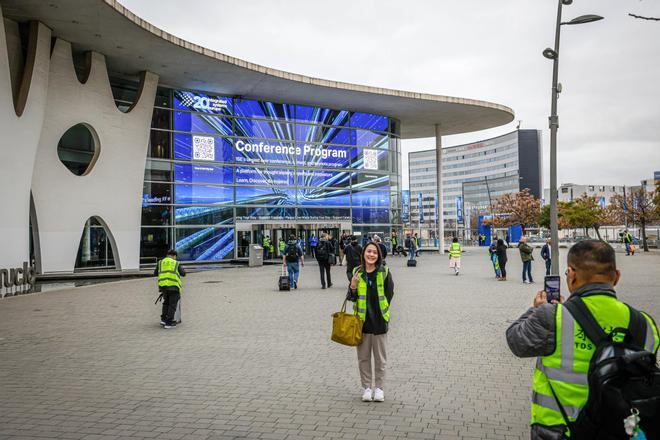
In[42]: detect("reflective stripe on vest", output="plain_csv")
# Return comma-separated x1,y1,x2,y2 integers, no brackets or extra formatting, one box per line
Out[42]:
449,242,461,258
158,257,182,291
354,266,390,323
531,295,660,429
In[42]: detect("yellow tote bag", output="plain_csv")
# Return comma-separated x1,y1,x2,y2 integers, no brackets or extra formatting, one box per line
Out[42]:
331,299,363,346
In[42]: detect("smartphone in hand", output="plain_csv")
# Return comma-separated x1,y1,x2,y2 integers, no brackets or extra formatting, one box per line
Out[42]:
544,275,561,303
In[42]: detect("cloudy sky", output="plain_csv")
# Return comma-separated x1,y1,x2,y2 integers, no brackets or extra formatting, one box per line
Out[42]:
119,0,660,189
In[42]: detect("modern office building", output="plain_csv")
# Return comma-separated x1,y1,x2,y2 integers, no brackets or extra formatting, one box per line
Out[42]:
543,183,625,206
0,0,513,276
408,130,541,240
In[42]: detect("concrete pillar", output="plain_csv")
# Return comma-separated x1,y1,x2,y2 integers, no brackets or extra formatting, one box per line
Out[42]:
435,124,445,253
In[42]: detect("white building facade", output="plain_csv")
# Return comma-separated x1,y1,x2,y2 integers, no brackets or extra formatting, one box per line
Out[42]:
408,130,542,241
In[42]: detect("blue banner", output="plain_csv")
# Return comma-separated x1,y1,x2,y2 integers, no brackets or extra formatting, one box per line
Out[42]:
456,196,463,224
599,196,606,209
419,192,424,224
435,194,439,224
401,190,410,223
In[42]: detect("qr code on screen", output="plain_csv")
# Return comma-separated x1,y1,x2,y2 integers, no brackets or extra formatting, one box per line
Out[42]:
193,136,215,161
363,149,378,170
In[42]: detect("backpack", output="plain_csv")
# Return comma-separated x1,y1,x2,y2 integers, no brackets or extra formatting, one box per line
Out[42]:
285,244,299,263
315,241,329,261
552,297,660,439
405,238,412,249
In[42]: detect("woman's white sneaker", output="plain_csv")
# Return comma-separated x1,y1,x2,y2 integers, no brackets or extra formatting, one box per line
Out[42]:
373,388,384,402
361,388,373,402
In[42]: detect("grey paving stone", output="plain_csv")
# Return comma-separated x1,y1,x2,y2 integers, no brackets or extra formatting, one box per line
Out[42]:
1,249,658,440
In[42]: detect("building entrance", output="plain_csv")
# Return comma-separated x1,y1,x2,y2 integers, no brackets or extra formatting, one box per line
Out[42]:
234,222,351,260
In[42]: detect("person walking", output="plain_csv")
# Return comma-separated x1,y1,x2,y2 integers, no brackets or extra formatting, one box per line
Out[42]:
518,236,534,284
316,233,332,289
344,236,362,282
506,240,659,439
505,232,510,247
339,232,348,266
448,237,462,275
309,233,318,258
622,229,634,256
540,238,552,276
282,234,304,289
488,238,501,279
405,233,417,263
154,249,186,329
329,234,338,266
413,233,421,256
347,241,394,403
496,238,508,281
391,232,399,256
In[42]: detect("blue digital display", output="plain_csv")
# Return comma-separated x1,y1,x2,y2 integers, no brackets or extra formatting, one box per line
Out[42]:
297,169,350,188
173,90,233,115
174,184,233,205
175,206,233,226
176,227,234,261
235,186,296,205
352,207,390,224
234,118,294,141
173,111,232,136
233,99,295,121
235,207,296,220
401,190,410,223
298,207,351,220
297,188,351,206
352,190,390,207
294,106,350,126
235,166,295,186
233,139,296,166
350,112,388,132
297,144,355,168
174,163,233,185
351,172,390,190
173,133,233,162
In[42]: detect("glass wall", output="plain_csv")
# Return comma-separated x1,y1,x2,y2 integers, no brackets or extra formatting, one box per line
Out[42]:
129,85,401,262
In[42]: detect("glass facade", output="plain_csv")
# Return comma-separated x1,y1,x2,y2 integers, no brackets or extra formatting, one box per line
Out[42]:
130,85,402,263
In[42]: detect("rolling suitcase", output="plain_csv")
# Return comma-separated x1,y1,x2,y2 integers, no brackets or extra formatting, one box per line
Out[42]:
407,259,417,267
278,266,290,291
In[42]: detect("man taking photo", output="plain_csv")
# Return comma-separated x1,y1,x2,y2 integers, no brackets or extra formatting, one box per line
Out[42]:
506,240,659,439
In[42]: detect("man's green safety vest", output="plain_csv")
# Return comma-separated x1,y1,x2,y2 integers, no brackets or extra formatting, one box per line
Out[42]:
158,257,182,291
449,242,461,258
279,241,286,252
531,293,659,430
353,266,390,323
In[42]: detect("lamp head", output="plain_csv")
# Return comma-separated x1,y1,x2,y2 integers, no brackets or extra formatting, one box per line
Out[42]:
543,48,558,60
562,0,573,5
562,14,604,25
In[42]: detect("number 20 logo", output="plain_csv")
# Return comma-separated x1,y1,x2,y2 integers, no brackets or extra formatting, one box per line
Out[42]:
192,96,212,111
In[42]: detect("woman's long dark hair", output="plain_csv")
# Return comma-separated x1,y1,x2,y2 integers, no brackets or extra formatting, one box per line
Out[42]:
360,241,382,271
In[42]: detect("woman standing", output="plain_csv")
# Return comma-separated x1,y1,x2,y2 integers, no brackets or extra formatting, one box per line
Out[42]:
496,238,508,281
347,242,394,402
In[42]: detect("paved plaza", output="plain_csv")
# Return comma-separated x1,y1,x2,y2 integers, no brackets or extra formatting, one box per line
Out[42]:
1,247,659,440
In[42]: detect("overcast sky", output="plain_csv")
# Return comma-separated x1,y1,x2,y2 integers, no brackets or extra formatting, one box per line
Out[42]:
119,0,660,190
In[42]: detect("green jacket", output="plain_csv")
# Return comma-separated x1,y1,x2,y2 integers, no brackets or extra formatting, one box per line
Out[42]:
518,242,534,262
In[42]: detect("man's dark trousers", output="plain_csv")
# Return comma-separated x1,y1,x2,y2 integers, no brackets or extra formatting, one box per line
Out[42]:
161,288,180,324
318,260,332,287
545,259,551,276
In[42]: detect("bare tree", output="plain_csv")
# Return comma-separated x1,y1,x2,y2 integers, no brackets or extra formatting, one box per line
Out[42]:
610,187,659,252
491,189,541,234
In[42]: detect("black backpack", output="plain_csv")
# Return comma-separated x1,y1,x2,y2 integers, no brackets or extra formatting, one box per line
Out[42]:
315,241,328,261
552,297,660,439
285,244,299,263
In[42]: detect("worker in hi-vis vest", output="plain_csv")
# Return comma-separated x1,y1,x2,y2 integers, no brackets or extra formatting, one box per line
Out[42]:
154,249,186,329
448,237,462,276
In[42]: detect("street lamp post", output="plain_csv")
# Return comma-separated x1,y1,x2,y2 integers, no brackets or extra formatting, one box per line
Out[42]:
544,0,603,275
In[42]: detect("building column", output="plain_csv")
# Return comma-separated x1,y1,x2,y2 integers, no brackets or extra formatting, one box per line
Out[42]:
435,124,445,253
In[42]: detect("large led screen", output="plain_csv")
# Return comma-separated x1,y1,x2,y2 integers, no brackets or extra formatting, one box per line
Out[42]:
174,164,233,185
233,99,294,120
175,206,233,226
235,186,296,206
297,144,355,168
297,169,350,188
176,227,234,261
235,167,295,186
173,112,232,136
350,112,388,132
174,91,232,115
297,188,351,206
174,133,233,162
174,184,233,205
233,139,296,166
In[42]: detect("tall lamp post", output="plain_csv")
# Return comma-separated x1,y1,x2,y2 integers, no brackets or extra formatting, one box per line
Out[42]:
544,0,603,275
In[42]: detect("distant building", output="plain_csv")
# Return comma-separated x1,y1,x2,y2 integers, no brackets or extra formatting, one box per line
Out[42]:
408,129,542,240
544,183,625,206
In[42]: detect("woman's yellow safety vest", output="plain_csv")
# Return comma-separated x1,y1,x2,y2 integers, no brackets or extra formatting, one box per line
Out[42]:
158,257,182,291
531,294,659,430
353,266,390,323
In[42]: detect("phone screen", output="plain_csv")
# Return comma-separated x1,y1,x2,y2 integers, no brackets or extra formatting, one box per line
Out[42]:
544,275,561,303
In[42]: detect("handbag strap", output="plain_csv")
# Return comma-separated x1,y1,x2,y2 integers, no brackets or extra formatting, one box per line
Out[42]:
340,298,348,313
